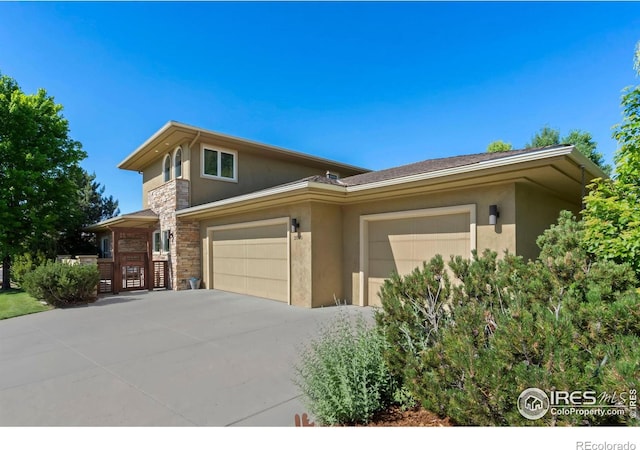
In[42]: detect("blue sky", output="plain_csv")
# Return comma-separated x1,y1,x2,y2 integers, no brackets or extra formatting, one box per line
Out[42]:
1,1,639,215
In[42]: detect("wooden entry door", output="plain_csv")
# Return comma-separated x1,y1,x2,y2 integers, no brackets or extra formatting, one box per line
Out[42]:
120,252,148,291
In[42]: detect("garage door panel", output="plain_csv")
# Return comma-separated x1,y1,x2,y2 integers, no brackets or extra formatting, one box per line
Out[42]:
245,258,288,280
239,224,284,240
211,222,288,303
369,259,398,279
245,278,287,301
368,278,386,306
214,273,247,293
367,212,471,307
212,243,246,259
244,242,287,258
369,220,413,239
212,258,246,277
413,238,469,261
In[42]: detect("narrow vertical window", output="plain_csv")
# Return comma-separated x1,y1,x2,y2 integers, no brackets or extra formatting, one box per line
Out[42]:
153,231,161,252
174,147,182,178
163,155,171,182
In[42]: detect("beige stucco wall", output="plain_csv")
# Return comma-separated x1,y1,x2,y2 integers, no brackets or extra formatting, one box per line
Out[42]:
192,180,584,308
141,140,360,210
188,142,345,207
515,182,580,261
310,202,344,307
341,183,518,304
142,157,165,209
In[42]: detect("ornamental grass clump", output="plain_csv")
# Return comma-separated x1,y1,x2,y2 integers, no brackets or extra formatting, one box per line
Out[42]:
295,313,394,426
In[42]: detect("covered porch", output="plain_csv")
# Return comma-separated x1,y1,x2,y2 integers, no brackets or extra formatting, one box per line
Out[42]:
86,210,170,294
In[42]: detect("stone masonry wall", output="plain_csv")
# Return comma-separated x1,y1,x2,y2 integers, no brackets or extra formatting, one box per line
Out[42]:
148,178,201,290
174,219,201,290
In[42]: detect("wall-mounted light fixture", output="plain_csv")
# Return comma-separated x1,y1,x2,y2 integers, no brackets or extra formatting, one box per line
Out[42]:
168,230,175,241
489,205,500,225
291,218,300,233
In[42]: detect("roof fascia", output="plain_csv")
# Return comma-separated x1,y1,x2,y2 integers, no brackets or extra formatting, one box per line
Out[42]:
118,121,369,173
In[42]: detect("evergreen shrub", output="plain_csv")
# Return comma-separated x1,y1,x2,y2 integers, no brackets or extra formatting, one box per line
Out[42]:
22,261,99,307
377,211,640,426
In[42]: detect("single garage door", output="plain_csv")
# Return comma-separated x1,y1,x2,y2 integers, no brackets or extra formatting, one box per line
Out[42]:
367,211,471,307
212,221,289,302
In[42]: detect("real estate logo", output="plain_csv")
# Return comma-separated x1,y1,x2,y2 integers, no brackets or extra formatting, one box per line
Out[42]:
517,387,637,420
517,387,550,420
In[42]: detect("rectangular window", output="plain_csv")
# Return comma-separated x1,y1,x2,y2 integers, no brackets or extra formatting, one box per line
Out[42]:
201,145,237,181
204,149,218,177
153,231,161,252
101,237,111,258
221,152,234,178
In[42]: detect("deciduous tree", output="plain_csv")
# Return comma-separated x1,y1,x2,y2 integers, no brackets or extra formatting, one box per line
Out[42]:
0,73,86,289
486,140,513,153
583,42,640,277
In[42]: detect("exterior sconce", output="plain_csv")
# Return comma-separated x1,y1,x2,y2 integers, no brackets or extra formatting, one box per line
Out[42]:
168,230,175,241
489,205,500,225
291,218,300,233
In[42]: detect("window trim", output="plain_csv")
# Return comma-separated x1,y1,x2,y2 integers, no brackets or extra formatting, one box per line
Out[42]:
174,146,183,179
200,144,238,182
163,154,172,182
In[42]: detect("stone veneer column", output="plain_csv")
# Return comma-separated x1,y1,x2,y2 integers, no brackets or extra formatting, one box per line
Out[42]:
148,179,201,290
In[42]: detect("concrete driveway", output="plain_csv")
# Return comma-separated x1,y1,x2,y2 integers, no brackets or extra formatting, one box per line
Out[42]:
0,289,371,426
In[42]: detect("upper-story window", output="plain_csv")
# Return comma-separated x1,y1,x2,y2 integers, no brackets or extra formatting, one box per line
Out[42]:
174,147,182,178
201,144,237,182
163,154,171,182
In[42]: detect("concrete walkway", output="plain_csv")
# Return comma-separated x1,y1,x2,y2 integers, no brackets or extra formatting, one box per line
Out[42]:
0,289,371,426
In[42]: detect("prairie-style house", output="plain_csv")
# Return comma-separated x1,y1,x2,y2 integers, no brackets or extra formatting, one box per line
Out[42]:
88,121,604,307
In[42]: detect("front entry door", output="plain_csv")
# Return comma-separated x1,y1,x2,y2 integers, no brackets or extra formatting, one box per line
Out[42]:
119,252,147,291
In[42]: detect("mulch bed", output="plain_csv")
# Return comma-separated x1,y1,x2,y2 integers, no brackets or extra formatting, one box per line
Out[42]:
297,407,452,427
356,406,452,427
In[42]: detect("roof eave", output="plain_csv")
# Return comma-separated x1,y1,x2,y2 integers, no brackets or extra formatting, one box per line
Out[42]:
118,121,370,173
175,145,597,219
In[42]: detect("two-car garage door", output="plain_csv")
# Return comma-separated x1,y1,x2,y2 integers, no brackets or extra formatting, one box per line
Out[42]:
210,219,289,303
364,205,476,307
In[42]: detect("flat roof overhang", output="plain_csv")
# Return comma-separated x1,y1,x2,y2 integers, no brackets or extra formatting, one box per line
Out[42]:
85,214,158,233
118,121,369,175
175,147,606,221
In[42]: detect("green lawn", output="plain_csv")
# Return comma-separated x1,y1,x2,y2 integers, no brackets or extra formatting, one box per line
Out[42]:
0,289,52,320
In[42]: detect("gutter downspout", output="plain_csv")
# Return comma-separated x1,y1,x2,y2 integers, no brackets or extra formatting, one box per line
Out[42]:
187,131,200,207
188,131,201,149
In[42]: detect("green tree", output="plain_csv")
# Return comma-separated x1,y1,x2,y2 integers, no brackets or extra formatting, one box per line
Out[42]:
57,170,120,256
0,73,86,289
526,125,560,148
526,126,611,175
564,129,612,175
583,42,640,277
486,140,513,153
